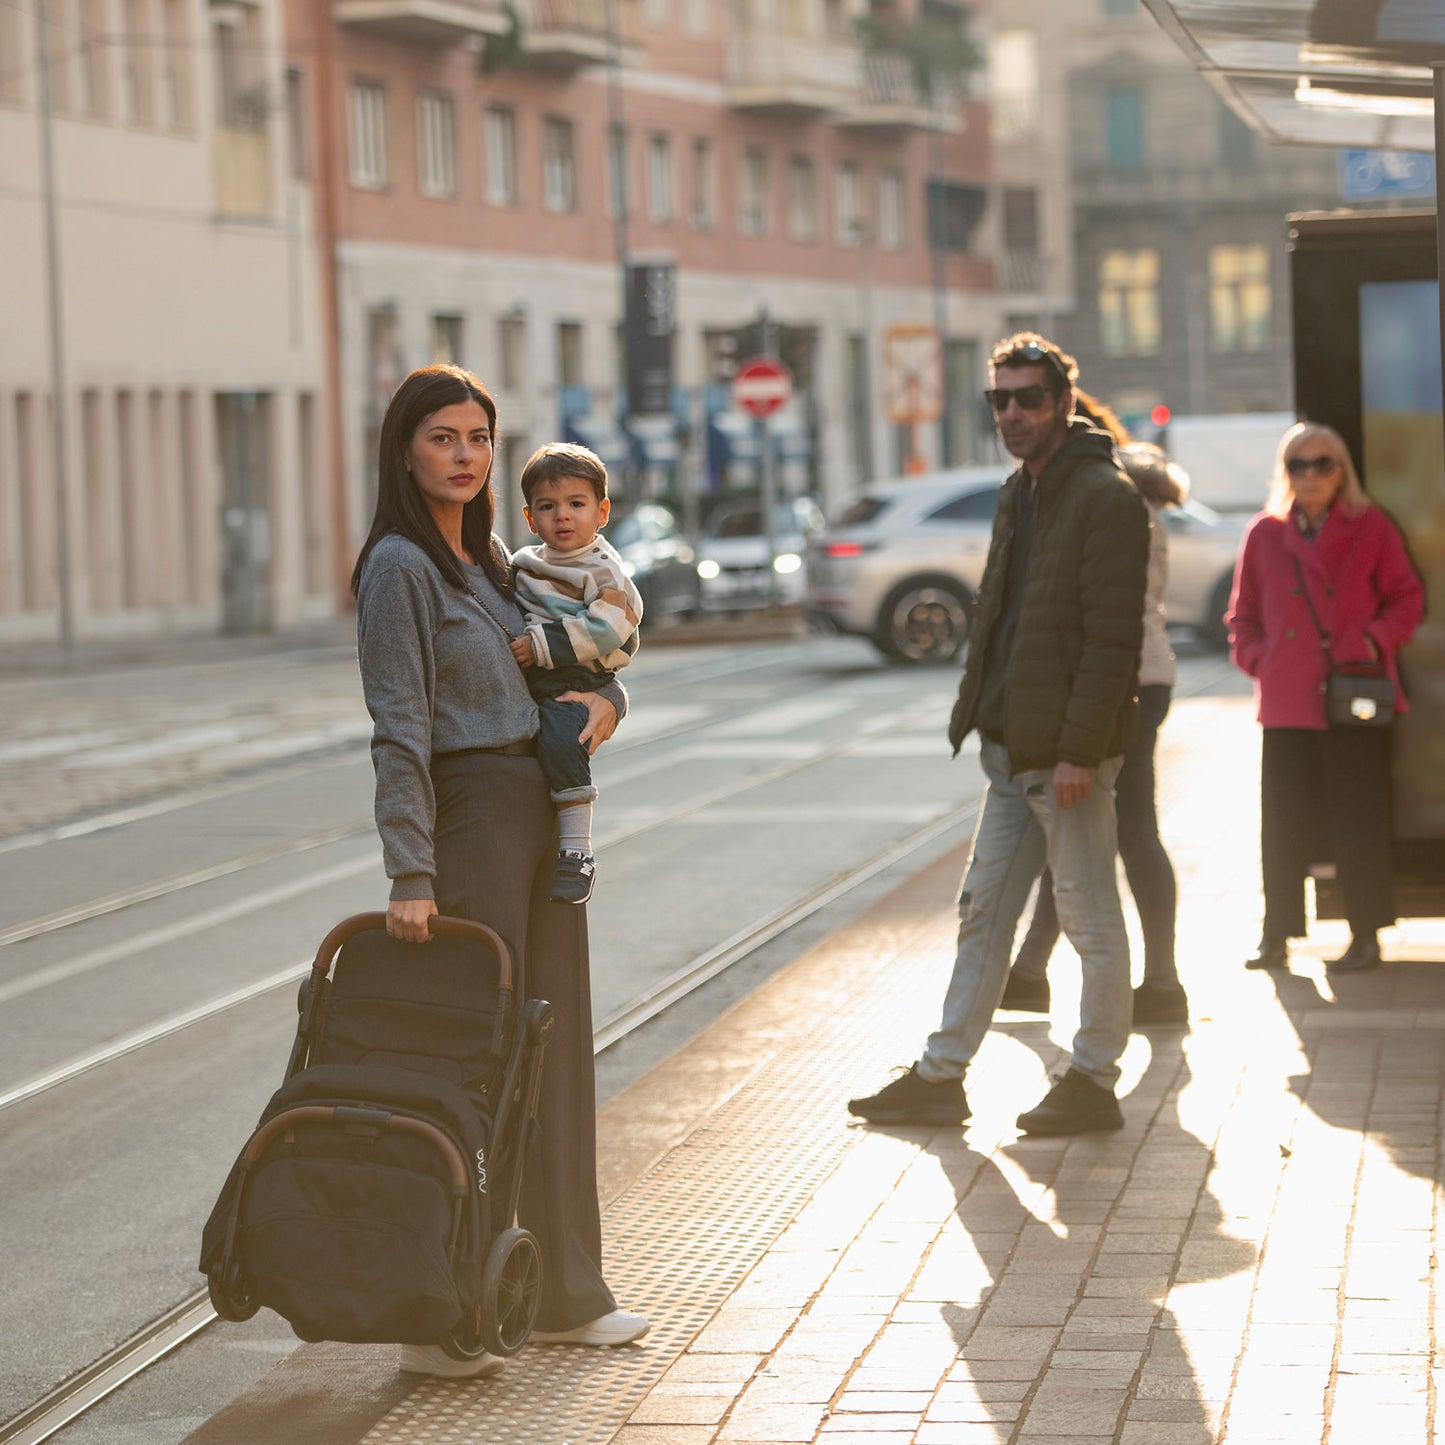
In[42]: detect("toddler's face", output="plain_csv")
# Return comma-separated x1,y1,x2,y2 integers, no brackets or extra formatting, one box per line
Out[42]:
524,475,609,551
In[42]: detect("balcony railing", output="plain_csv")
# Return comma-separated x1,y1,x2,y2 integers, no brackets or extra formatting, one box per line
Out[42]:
519,0,615,69
836,50,962,134
1000,249,1049,293
333,0,508,45
726,34,859,116
213,128,272,219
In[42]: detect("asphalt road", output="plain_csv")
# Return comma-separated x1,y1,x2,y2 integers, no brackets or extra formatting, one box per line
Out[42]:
0,631,1241,1439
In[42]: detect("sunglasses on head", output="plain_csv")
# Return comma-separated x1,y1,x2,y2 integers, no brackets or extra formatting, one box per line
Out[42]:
993,340,1072,386
984,384,1056,413
1285,453,1339,479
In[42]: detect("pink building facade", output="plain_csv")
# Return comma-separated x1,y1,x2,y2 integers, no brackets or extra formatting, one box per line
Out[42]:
287,0,1005,552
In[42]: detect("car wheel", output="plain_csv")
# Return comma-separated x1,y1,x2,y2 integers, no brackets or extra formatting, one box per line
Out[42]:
1200,572,1233,649
875,577,973,666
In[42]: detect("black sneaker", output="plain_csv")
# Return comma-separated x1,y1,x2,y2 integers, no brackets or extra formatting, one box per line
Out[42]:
847,1065,970,1126
1131,981,1189,1027
999,970,1050,1012
1016,1068,1123,1136
550,850,596,905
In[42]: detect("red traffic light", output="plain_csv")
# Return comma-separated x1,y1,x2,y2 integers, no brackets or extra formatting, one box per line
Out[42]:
1150,404,1172,428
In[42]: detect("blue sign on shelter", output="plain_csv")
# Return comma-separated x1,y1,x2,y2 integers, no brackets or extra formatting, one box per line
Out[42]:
1339,149,1436,202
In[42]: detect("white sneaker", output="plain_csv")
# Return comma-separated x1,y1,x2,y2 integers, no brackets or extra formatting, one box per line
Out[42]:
530,1309,650,1346
398,1343,506,1378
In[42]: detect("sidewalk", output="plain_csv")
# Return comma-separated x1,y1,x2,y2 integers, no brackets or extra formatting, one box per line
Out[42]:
189,691,1445,1445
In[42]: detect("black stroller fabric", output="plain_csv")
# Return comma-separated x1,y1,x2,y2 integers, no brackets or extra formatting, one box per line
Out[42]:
200,926,518,1346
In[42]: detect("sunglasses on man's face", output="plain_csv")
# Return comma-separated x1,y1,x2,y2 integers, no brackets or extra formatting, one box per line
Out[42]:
984,384,1055,413
1285,453,1339,479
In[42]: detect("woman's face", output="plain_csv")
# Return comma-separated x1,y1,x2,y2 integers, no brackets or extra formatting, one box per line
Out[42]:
1285,440,1343,517
404,400,494,521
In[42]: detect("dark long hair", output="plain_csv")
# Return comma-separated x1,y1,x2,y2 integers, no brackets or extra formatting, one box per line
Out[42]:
350,364,509,597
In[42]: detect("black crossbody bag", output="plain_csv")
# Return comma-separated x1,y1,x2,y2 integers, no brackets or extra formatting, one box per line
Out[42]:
1288,552,1394,727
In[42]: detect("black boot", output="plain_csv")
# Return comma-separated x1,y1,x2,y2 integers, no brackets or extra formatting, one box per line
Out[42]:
1328,932,1382,972
1245,935,1288,970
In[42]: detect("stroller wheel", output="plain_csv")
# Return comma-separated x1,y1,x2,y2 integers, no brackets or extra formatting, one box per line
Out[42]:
478,1227,543,1356
207,1266,261,1323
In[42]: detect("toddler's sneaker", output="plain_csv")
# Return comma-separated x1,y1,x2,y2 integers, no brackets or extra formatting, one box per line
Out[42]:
550,849,596,905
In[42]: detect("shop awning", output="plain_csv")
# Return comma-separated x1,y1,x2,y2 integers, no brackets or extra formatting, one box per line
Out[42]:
1141,0,1445,150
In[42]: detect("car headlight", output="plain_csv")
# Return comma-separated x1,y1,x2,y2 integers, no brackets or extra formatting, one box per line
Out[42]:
697,559,721,580
773,552,802,574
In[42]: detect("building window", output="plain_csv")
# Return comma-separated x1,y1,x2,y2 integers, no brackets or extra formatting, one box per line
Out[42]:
160,0,192,129
556,321,584,387
543,115,577,212
690,137,715,228
943,338,980,465
484,105,517,205
835,161,861,246
845,333,873,487
212,0,263,130
607,126,630,220
347,80,388,190
1210,244,1271,353
926,180,985,254
285,67,308,178
1220,105,1255,170
789,156,817,242
417,91,457,199
1099,248,1161,357
431,313,464,364
684,0,706,35
739,146,768,236
78,0,111,116
1002,186,1039,253
124,0,154,123
499,312,526,391
642,0,667,23
647,133,673,223
1105,87,1144,168
878,168,905,250
989,29,1038,142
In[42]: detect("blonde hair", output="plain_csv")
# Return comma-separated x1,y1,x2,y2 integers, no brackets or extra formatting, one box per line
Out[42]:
1265,421,1367,520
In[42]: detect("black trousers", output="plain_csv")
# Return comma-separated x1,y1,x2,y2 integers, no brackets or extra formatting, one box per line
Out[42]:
430,749,616,1332
1016,684,1179,985
1260,725,1396,940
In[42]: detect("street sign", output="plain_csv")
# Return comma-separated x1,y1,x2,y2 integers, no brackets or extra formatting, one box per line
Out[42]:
1339,148,1436,202
731,357,793,418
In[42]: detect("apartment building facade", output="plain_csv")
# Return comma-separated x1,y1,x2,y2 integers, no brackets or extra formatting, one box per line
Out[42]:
0,0,336,642
290,0,1003,552
1048,0,1342,424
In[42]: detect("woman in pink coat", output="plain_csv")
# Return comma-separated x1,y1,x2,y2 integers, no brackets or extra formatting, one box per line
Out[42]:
1228,421,1423,973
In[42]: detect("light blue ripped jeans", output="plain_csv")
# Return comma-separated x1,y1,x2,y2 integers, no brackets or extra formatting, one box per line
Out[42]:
917,736,1132,1090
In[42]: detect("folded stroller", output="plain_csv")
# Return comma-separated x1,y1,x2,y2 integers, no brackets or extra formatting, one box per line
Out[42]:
200,912,552,1360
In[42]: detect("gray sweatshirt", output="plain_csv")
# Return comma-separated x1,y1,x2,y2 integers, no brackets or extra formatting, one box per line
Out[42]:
356,532,626,900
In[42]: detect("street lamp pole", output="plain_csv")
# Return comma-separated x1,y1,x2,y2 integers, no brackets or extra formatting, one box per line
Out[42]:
606,0,630,469
34,0,75,648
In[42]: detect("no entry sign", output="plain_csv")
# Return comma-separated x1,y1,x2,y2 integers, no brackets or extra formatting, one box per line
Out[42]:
731,357,793,418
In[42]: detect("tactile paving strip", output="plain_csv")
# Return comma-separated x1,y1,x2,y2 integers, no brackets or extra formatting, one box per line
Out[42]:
360,906,955,1443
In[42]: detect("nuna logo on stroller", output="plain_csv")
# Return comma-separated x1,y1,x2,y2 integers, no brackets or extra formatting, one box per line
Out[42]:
200,912,553,1361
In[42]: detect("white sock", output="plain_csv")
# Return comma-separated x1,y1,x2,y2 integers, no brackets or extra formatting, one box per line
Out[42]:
558,803,593,854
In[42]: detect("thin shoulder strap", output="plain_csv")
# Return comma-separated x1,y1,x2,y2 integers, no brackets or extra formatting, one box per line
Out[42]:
1288,551,1333,668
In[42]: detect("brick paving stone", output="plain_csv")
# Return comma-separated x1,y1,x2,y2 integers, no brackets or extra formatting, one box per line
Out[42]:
816,1413,921,1432
611,1429,718,1445
715,1400,826,1441
1017,1400,1126,1434
1046,1349,1145,1373
660,1355,763,1385
913,1425,1013,1444
831,1392,934,1414
630,1392,737,1426
811,1434,915,1444
1117,1424,1214,1444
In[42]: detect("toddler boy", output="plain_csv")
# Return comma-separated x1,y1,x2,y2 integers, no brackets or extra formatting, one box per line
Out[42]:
510,443,643,905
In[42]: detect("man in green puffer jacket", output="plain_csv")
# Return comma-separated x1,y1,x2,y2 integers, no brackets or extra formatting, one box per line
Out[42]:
849,334,1148,1136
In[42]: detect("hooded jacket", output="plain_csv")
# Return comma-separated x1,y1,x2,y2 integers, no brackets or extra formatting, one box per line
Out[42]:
948,420,1148,770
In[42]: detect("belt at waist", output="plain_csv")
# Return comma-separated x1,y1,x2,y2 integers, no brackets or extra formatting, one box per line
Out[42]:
446,738,537,759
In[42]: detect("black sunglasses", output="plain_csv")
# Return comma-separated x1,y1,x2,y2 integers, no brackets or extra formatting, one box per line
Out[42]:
984,384,1055,413
1285,453,1339,479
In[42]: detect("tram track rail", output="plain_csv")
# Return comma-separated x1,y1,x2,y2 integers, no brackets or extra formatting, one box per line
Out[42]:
0,795,980,1445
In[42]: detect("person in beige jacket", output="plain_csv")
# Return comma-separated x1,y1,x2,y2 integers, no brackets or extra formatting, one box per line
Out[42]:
1002,423,1190,1026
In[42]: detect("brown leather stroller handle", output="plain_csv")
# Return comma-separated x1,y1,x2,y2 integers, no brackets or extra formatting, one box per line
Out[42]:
241,1104,470,1191
309,912,515,989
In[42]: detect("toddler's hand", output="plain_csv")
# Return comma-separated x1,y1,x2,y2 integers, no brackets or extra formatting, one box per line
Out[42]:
510,636,535,668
